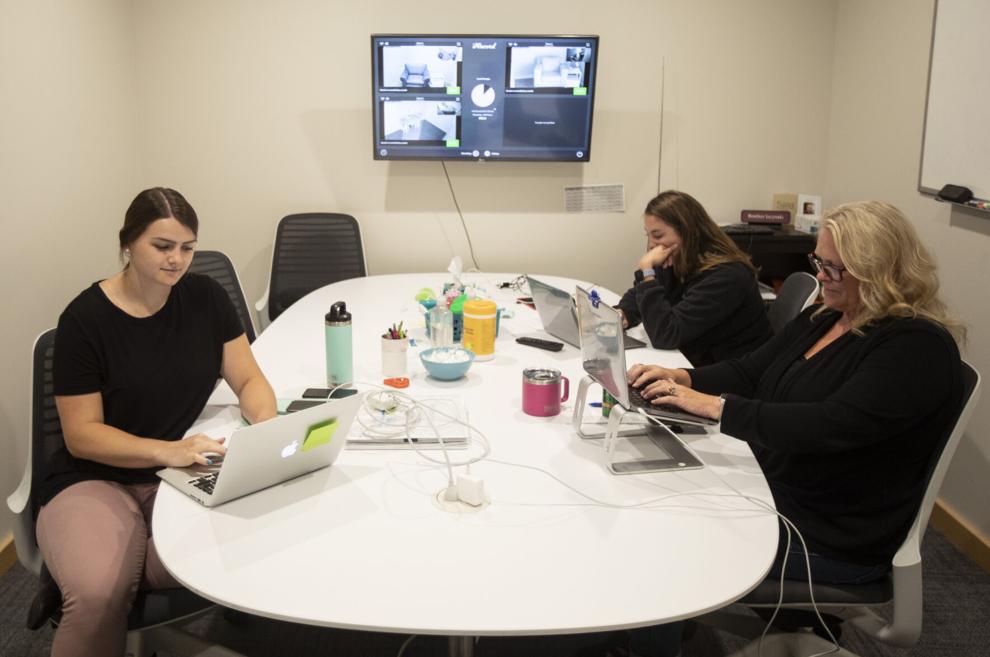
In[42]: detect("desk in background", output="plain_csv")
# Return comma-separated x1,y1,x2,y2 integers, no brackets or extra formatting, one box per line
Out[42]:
724,226,816,288
153,273,777,656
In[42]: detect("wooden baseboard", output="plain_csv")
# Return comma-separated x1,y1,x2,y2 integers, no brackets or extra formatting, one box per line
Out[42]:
931,500,990,574
0,532,17,577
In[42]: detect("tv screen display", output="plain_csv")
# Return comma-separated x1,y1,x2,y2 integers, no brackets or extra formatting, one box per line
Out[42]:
371,34,599,162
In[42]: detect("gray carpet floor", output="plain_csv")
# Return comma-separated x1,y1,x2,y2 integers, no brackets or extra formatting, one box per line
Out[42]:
2,528,987,656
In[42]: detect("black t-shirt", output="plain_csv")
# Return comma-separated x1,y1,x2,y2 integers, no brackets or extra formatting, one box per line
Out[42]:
690,306,963,565
43,273,244,506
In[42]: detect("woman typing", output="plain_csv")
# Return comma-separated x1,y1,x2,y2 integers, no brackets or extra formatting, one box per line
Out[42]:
627,201,964,582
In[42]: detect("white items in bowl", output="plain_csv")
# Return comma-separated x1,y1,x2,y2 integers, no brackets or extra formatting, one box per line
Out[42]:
423,348,472,364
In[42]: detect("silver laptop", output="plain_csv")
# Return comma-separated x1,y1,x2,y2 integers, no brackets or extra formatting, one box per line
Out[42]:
158,392,364,507
527,276,646,349
574,285,716,428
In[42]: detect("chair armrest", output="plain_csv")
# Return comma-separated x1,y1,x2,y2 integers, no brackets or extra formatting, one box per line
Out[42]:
7,461,44,575
255,284,270,332
849,560,922,647
6,459,30,515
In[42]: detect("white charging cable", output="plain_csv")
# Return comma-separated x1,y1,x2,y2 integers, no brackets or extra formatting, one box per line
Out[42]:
635,412,841,657
335,380,838,656
481,456,839,657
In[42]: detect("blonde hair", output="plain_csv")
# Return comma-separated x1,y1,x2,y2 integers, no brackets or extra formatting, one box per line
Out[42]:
820,201,965,343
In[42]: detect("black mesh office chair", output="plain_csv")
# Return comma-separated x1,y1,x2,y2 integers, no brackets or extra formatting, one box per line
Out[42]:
766,272,820,335
187,249,256,343
701,361,981,656
6,329,238,657
255,213,367,326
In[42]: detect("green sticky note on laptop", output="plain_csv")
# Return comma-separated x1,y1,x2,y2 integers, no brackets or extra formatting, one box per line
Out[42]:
303,418,339,451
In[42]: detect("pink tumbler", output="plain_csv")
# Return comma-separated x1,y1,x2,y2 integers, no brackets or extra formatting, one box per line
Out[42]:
522,368,570,417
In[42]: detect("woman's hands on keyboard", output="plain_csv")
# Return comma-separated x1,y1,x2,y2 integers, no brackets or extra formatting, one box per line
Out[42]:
627,364,722,421
155,434,228,467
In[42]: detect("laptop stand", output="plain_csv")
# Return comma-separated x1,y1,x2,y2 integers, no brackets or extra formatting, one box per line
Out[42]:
572,375,704,475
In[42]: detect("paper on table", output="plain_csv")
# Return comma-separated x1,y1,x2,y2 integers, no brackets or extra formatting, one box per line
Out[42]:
347,396,470,450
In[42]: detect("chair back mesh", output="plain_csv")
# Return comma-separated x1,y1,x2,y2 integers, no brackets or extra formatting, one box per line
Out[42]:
188,250,256,343
767,272,820,335
268,213,366,321
30,329,61,520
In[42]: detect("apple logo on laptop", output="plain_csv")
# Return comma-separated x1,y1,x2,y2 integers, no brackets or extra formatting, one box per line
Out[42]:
280,440,299,458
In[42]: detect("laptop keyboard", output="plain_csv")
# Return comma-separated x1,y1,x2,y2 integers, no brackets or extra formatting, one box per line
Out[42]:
190,471,219,495
628,386,695,417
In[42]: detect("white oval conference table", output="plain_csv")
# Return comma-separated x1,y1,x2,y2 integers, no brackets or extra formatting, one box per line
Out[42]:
153,273,777,653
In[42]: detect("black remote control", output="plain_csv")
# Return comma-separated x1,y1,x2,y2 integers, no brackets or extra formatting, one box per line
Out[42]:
516,337,565,352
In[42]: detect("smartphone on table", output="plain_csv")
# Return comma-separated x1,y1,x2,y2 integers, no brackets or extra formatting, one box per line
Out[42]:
302,388,359,400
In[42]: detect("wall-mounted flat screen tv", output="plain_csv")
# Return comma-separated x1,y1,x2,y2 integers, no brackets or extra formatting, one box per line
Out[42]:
371,34,599,162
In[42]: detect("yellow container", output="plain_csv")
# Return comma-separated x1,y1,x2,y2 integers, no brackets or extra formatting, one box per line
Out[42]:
462,299,497,361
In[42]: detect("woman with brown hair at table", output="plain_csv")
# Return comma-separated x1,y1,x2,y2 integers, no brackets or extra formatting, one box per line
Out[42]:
36,187,277,657
616,190,772,366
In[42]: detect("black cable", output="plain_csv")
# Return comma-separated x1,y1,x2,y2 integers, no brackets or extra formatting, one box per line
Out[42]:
441,161,481,271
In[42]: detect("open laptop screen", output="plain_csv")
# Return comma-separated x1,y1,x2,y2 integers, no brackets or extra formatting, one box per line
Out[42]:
575,285,630,407
528,276,581,346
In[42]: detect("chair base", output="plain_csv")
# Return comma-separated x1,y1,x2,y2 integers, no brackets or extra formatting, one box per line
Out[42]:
724,632,857,657
126,624,247,657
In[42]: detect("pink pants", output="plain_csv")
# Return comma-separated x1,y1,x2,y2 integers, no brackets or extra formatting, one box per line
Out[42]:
36,480,181,657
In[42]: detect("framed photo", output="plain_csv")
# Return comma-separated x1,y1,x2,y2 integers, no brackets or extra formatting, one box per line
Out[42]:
798,194,822,217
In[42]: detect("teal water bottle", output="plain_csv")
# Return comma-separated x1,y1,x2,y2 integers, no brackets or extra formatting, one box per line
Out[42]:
325,301,353,386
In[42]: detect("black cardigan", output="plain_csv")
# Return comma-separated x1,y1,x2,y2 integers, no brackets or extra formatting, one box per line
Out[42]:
690,306,963,565
616,261,771,366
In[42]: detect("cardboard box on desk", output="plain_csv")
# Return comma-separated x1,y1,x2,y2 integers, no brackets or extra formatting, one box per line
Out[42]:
772,192,798,217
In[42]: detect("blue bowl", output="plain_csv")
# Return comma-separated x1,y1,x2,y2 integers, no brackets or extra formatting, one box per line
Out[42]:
420,347,474,381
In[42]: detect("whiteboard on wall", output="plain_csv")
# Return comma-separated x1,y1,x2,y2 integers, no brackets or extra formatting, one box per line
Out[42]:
919,0,990,201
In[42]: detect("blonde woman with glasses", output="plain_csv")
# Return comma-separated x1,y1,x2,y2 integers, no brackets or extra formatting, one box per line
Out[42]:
626,201,964,585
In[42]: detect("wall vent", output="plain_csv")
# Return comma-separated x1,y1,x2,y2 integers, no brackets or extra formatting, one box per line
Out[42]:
564,184,625,213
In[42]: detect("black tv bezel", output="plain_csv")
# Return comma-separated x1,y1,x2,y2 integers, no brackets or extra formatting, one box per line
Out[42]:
370,33,600,163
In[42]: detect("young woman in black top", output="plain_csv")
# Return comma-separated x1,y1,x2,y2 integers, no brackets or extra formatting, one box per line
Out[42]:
39,188,277,657
616,190,771,366
627,201,965,583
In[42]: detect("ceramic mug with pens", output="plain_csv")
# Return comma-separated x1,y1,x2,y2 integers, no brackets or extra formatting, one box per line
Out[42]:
381,323,409,377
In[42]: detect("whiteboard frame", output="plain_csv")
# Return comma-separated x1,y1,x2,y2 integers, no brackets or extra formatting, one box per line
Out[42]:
917,0,941,198
917,0,990,204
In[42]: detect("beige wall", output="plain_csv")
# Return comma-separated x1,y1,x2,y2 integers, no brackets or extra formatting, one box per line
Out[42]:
130,0,836,298
826,0,990,539
1,1,865,544
0,1,138,541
